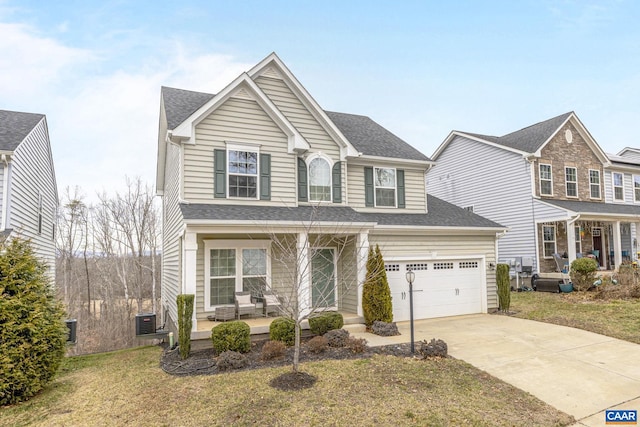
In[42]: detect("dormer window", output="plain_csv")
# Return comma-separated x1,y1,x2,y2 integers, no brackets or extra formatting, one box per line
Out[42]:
308,157,331,202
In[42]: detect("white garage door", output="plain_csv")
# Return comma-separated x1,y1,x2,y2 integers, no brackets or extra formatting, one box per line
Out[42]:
385,259,484,321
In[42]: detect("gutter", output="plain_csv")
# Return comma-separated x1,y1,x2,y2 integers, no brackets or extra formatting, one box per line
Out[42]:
1,154,10,231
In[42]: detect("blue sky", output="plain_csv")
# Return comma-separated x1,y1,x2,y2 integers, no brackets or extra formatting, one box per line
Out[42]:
1,0,639,199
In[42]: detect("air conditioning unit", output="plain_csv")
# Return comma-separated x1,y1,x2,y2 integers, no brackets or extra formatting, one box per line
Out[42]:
135,313,156,335
65,319,77,344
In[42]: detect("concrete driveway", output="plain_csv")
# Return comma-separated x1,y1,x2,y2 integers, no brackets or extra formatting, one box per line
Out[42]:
348,314,640,426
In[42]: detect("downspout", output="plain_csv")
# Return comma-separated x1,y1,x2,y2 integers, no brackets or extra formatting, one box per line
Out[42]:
1,154,10,231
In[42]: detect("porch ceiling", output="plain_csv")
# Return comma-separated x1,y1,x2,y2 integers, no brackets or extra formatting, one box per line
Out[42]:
539,199,640,221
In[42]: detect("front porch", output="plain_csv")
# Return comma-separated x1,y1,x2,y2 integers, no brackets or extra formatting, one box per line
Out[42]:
192,310,363,340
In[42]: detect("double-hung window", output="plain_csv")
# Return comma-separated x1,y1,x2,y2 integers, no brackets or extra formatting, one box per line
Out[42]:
634,175,640,202
204,240,270,310
565,167,577,197
575,225,582,255
374,167,396,207
589,169,601,199
613,172,624,201
539,164,552,196
542,225,556,258
228,148,258,198
308,157,331,202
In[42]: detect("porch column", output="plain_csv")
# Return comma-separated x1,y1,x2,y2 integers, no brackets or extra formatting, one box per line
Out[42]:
184,231,198,330
356,232,369,317
613,221,622,270
566,220,576,264
297,232,311,319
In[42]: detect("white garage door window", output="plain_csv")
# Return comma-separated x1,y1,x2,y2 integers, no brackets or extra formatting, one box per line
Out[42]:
385,259,484,322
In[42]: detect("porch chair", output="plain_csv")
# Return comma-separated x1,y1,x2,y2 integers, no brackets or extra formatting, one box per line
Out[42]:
235,292,256,319
262,290,282,317
552,253,569,273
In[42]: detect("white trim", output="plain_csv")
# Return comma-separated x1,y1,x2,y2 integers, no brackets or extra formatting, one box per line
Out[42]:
612,171,625,201
373,166,397,208
589,169,601,200
565,166,578,198
633,174,640,203
539,163,553,196
203,239,271,312
1,155,9,231
542,224,556,259
306,153,333,203
431,131,529,160
226,143,260,200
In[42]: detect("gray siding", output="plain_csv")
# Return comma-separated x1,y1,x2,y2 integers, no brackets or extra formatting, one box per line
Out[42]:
603,169,639,204
161,143,183,325
428,136,536,270
369,231,498,310
8,118,57,278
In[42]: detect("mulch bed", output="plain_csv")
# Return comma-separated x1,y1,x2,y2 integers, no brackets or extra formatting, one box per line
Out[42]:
160,337,417,378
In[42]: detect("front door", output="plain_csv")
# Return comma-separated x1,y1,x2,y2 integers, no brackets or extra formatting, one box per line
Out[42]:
593,228,603,267
311,248,336,308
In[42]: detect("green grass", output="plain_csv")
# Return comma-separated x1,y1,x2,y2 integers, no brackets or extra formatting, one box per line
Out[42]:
510,291,640,344
0,346,574,427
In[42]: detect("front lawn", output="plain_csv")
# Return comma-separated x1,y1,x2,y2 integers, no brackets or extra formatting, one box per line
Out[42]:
0,346,574,427
510,290,640,344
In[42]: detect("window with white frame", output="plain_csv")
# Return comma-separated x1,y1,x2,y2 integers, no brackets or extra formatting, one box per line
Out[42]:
634,175,640,202
539,164,552,196
575,225,581,255
308,157,331,201
204,241,270,310
613,172,624,201
374,167,396,207
542,225,556,258
228,149,258,198
37,192,43,235
589,169,601,199
565,167,577,197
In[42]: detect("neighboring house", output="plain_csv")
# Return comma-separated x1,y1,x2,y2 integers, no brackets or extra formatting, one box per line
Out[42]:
156,53,505,338
0,110,58,278
428,111,640,274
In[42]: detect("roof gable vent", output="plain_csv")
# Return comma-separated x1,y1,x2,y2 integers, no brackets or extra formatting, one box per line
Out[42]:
565,129,573,143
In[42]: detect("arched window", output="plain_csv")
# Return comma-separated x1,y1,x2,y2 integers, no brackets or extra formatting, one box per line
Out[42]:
308,157,331,201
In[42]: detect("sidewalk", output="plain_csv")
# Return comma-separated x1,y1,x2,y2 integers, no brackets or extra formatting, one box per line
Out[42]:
347,314,640,426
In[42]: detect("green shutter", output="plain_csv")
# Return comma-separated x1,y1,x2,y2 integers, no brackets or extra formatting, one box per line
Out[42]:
364,167,374,207
332,161,342,203
298,158,308,202
260,153,271,200
214,149,226,198
397,169,405,208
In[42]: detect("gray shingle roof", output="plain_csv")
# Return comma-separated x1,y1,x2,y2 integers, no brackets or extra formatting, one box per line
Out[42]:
161,86,430,161
325,111,430,161
461,112,573,153
179,195,504,229
0,110,44,151
540,199,640,216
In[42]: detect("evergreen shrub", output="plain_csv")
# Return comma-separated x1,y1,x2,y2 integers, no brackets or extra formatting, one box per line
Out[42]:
308,312,344,336
361,245,393,327
211,321,251,355
269,317,296,346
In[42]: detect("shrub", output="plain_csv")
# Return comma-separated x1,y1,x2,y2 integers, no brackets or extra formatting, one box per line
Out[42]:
419,338,448,359
345,336,368,353
211,321,251,355
269,317,296,346
0,238,67,406
324,328,350,347
570,257,599,291
362,245,393,327
496,263,511,312
307,336,328,353
261,340,286,360
371,320,400,336
309,312,344,336
177,294,194,360
216,351,248,371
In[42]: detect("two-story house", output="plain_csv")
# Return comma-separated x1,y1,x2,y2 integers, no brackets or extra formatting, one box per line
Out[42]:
156,53,505,339
0,110,58,278
428,111,640,275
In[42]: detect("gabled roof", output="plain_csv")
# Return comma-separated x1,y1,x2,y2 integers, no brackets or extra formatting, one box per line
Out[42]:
326,111,430,161
0,110,45,151
433,112,609,164
179,194,504,229
161,87,214,130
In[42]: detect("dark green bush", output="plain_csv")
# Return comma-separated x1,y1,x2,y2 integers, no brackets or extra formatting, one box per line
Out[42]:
362,245,393,327
0,238,67,406
211,321,251,355
309,312,344,336
269,317,295,346
496,263,511,312
177,294,194,360
570,258,599,291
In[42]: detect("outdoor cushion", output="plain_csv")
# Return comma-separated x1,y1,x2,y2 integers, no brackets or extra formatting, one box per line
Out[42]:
264,294,280,305
236,294,252,305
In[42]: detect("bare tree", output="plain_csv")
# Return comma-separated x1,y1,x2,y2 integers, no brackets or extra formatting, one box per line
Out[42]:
57,187,87,308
